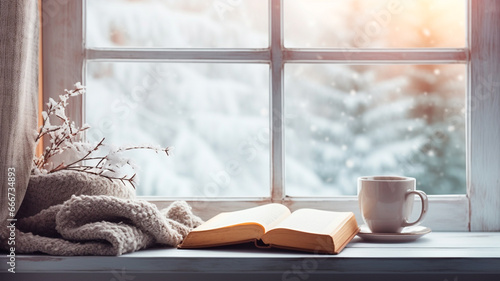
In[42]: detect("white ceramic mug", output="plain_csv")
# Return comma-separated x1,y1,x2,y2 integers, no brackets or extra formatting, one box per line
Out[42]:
358,176,428,233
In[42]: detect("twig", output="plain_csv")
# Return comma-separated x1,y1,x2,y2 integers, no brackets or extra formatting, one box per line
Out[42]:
64,167,136,189
48,138,105,173
118,146,170,156
32,83,168,191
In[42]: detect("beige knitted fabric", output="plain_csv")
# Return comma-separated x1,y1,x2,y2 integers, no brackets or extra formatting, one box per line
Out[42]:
0,171,203,256
16,171,136,218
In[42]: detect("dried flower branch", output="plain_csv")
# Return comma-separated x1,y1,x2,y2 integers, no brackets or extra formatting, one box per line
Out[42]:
32,82,169,189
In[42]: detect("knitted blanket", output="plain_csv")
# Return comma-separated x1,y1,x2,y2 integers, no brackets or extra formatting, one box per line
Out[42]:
0,171,203,256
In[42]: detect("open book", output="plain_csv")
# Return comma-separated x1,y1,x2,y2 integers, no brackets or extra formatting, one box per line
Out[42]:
179,204,360,254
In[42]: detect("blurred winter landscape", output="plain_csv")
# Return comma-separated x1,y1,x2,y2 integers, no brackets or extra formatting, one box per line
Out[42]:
85,0,466,196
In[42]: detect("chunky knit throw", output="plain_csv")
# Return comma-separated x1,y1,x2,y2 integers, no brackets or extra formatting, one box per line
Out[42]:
0,171,203,256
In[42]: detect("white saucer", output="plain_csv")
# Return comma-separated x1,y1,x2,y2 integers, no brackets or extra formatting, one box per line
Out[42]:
357,225,431,242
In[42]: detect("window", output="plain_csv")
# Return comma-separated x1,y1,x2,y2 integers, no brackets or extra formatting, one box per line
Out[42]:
41,0,500,231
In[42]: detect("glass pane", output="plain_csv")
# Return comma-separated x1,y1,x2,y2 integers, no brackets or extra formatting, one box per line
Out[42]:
86,62,269,197
285,64,466,196
284,0,466,48
86,0,268,48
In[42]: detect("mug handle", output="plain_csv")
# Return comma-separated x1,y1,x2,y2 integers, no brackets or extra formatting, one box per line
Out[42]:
402,190,428,227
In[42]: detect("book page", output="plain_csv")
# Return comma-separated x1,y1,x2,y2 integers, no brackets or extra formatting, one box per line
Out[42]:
269,209,351,235
193,203,291,232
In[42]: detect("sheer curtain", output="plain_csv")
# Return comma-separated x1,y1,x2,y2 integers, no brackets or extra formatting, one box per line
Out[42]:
0,0,39,224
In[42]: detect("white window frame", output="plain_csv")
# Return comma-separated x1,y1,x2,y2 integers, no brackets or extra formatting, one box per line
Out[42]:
41,0,500,231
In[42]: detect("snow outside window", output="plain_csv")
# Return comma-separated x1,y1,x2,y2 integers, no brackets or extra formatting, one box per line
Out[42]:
85,0,467,197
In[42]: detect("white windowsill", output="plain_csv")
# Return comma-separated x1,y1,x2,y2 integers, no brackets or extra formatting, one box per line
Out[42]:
1,232,500,280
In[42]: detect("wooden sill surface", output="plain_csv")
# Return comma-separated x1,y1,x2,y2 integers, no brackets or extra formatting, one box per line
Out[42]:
1,232,500,280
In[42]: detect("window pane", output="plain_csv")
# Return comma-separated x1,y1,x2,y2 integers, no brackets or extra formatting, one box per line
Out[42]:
86,62,269,197
86,0,268,48
285,64,466,196
284,0,466,48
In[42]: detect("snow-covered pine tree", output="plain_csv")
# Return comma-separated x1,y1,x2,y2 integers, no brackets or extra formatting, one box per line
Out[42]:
285,0,425,195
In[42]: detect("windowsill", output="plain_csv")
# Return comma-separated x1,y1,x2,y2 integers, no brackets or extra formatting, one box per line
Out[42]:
2,232,500,280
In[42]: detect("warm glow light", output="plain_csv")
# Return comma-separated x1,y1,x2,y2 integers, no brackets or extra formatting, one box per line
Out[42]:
284,0,466,48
